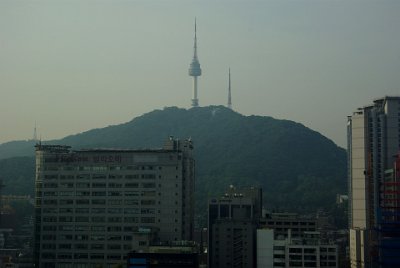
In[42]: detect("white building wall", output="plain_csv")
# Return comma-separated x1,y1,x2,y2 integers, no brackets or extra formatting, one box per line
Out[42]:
350,113,367,229
256,229,274,268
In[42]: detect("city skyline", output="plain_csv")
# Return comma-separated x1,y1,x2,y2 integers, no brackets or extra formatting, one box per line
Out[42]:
1,1,400,148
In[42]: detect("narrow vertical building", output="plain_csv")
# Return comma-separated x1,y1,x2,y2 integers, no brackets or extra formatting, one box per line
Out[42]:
208,186,262,268
188,19,202,107
348,96,400,268
34,137,195,268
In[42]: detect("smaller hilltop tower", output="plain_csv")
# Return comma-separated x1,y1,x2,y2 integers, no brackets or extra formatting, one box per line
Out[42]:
227,68,232,109
188,19,202,107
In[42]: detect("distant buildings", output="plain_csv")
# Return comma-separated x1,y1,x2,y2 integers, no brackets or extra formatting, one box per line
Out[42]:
34,137,195,267
347,96,400,267
207,186,342,268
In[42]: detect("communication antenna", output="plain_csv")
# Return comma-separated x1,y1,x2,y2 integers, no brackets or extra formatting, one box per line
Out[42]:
228,68,232,109
33,122,38,142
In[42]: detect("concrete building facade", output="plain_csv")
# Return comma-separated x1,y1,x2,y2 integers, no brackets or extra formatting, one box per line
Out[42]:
259,212,317,239
208,186,262,268
347,96,400,267
34,137,195,268
257,229,338,268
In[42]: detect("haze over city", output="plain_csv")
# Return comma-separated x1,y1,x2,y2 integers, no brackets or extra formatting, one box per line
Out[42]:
1,0,399,148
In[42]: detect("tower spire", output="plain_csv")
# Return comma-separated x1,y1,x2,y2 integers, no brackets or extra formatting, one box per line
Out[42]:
194,18,198,59
33,122,38,142
228,68,232,109
188,18,202,107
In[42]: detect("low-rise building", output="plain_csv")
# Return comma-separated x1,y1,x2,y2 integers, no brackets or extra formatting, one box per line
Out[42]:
257,229,338,268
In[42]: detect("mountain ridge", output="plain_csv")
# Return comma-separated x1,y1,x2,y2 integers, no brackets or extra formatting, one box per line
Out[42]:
0,106,347,215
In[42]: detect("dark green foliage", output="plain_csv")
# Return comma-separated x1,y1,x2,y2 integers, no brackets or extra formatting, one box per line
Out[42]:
0,140,36,160
9,200,34,230
0,156,35,196
0,106,347,216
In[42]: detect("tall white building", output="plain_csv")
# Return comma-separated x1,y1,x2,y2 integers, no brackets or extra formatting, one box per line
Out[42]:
34,137,195,268
347,96,400,268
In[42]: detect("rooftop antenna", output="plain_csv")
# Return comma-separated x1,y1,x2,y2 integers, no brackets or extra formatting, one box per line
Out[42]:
227,68,232,109
188,18,202,107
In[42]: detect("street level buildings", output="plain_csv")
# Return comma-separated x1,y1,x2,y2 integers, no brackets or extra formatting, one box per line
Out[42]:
347,96,400,267
34,137,195,268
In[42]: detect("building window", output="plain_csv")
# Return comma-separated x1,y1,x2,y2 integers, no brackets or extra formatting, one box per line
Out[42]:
76,200,89,205
141,200,155,206
141,208,155,214
91,244,104,250
108,217,122,223
75,208,89,213
92,183,106,188
92,199,105,205
75,217,89,222
91,217,105,223
141,217,155,223
124,217,138,223
90,254,104,260
108,199,122,205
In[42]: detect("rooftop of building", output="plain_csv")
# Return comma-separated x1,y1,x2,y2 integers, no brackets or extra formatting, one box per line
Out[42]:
35,137,193,154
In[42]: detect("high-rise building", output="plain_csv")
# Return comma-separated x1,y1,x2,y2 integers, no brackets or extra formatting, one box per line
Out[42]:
347,96,400,267
188,19,202,107
34,137,195,268
208,186,262,268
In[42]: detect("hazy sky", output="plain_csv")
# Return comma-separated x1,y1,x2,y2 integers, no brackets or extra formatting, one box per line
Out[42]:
1,0,399,148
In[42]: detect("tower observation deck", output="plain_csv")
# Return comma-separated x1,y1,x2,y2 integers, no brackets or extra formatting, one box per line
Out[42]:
188,19,202,107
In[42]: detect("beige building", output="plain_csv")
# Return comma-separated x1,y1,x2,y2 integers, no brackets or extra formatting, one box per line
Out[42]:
347,96,400,268
259,212,317,239
34,137,195,268
257,229,338,268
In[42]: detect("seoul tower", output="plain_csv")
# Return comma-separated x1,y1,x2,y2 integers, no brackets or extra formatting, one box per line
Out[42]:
188,19,202,107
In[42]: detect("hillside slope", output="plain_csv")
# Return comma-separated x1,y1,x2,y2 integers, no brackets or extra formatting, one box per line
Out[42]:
0,106,347,214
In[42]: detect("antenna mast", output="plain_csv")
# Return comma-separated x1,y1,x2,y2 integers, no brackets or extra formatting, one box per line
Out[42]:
228,68,232,109
33,122,38,142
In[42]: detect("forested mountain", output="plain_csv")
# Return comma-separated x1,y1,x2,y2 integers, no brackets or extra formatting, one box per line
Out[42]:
0,106,347,215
